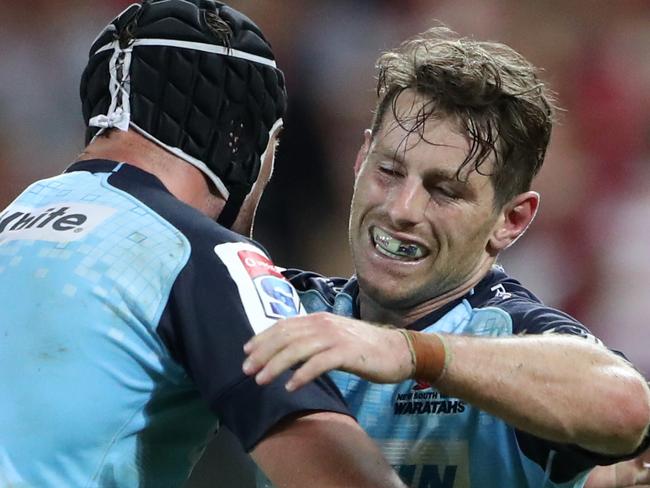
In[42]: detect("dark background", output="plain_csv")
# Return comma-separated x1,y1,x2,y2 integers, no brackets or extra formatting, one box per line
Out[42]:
1,1,648,486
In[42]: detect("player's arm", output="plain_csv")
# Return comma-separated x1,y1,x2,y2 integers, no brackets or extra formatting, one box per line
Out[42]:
251,411,405,488
243,312,650,457
417,332,650,456
160,240,404,487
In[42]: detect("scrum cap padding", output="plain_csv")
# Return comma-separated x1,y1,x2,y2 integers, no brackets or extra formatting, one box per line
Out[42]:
80,0,287,227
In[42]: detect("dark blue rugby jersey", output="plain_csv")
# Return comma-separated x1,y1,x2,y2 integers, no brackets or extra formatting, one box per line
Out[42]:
284,267,649,488
0,160,347,487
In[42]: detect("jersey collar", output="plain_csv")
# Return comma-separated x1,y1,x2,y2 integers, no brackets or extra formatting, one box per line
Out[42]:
343,267,511,331
65,159,170,194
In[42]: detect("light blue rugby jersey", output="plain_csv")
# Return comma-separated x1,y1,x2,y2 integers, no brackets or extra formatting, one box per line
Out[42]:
0,160,348,487
284,268,648,488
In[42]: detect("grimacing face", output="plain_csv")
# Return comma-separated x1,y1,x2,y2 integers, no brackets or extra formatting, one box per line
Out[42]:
348,90,505,319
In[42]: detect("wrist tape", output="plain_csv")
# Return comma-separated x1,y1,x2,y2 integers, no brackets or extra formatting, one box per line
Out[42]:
399,330,451,384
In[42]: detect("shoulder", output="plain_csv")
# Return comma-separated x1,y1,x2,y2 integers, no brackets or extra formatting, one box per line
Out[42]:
282,269,348,307
104,161,255,251
469,267,596,339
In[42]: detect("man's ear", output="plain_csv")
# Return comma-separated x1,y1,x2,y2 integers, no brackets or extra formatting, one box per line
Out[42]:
488,191,540,253
353,129,372,176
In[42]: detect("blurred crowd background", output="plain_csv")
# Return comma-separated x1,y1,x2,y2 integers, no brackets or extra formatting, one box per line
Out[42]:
1,1,648,485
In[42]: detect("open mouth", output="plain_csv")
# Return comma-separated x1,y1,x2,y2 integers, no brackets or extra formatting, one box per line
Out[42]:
371,226,428,261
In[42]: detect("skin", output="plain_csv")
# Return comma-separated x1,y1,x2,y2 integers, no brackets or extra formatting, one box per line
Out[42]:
586,449,650,488
79,126,405,488
79,126,281,235
79,129,227,221
348,114,515,326
231,129,280,237
243,89,650,459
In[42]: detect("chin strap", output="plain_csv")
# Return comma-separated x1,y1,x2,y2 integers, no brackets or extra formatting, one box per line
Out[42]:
217,185,248,228
217,117,283,228
89,41,133,134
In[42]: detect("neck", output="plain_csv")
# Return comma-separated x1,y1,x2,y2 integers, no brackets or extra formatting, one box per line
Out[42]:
357,260,494,327
77,129,225,218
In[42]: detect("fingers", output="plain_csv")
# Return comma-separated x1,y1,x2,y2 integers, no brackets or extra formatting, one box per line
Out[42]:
243,313,416,389
285,349,344,391
638,459,650,484
243,315,335,387
254,335,332,387
243,316,310,375
244,318,294,356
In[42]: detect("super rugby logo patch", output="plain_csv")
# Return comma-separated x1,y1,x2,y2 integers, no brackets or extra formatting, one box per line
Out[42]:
238,250,300,320
214,242,303,334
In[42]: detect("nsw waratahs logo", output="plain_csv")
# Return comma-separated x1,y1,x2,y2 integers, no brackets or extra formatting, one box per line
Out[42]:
393,381,467,416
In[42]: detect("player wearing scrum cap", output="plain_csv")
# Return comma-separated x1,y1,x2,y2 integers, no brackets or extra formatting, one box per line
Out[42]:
0,2,404,487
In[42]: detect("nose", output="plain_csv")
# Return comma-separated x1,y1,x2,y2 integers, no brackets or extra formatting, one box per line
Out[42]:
386,177,429,228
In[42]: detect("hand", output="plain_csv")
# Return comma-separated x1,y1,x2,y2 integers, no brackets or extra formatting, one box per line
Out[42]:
585,449,650,488
242,312,414,391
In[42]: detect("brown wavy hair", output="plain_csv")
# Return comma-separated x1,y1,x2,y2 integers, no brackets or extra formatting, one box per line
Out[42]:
371,26,556,208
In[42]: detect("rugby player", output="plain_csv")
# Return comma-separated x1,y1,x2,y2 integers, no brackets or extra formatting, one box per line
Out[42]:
0,2,405,486
244,26,650,488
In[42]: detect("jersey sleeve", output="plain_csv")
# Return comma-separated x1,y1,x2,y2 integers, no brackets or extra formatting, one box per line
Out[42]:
494,294,597,338
494,295,649,482
157,239,350,451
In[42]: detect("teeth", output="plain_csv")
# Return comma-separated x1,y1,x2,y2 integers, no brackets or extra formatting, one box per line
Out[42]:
372,227,425,260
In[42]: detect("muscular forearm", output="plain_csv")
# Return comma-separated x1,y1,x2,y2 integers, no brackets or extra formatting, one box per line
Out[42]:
433,333,650,455
243,313,649,456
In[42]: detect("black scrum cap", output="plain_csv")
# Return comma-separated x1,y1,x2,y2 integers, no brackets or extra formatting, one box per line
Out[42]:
80,0,287,227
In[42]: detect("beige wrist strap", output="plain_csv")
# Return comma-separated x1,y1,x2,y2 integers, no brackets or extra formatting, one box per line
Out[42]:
398,330,450,384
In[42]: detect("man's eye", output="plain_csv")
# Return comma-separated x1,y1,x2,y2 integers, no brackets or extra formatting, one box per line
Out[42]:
378,166,402,177
432,186,458,199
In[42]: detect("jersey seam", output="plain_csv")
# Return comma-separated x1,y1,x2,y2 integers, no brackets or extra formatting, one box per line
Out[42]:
465,301,515,334
100,171,191,379
87,398,149,488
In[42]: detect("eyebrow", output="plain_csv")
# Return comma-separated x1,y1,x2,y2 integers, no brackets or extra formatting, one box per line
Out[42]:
373,144,463,182
374,144,407,167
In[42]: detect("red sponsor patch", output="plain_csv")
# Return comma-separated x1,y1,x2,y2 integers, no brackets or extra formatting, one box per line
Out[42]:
238,250,284,279
412,379,432,391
